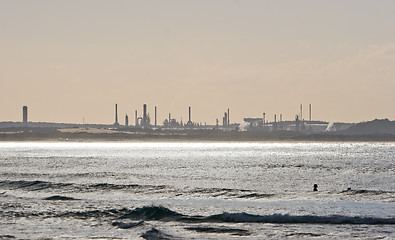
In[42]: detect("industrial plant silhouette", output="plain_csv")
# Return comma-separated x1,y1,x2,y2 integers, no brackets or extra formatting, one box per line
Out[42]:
0,104,394,141
110,103,340,133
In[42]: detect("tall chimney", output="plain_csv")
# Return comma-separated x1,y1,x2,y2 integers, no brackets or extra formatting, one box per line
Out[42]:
169,113,171,122
115,104,118,124
309,104,312,122
23,106,28,124
143,104,147,126
300,104,303,121
223,112,227,126
155,106,157,126
263,113,266,126
188,106,191,124
135,110,138,126
227,108,230,125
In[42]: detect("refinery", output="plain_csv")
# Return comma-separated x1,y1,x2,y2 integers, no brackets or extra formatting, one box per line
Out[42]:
122,104,240,131
1,104,394,142
109,103,349,133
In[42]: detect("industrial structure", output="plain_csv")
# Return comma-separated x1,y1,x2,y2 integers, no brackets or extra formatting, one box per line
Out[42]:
243,104,331,133
187,106,193,126
6,103,356,136
113,104,119,128
110,104,240,131
217,108,231,127
155,106,157,127
108,103,346,134
23,106,28,124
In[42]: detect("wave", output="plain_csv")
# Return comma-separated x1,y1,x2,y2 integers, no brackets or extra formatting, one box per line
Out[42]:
119,206,183,221
88,183,165,191
43,195,78,201
340,189,394,196
186,226,250,236
51,206,182,221
3,205,394,225
141,227,176,240
0,235,15,239
61,206,395,225
112,220,144,229
118,206,395,225
0,179,274,199
206,212,395,224
238,193,275,199
286,232,323,237
55,208,128,219
0,180,166,192
0,180,72,191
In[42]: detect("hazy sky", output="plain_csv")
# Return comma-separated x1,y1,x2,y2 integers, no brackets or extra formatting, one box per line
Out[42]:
1,1,395,124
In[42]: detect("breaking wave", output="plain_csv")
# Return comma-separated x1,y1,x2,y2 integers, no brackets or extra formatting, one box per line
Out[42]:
10,205,390,225
117,206,395,225
119,206,183,221
2,204,394,225
45,206,183,221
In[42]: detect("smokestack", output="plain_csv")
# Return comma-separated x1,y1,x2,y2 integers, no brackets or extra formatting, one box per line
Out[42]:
155,106,157,126
274,114,277,123
135,110,138,126
188,106,191,123
115,104,118,124
280,114,282,122
300,104,303,121
309,104,312,122
143,104,147,126
169,113,171,122
23,106,28,124
263,113,266,126
125,114,129,126
223,112,227,126
227,108,230,125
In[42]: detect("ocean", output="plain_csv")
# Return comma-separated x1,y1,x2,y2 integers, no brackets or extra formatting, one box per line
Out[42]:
0,142,394,239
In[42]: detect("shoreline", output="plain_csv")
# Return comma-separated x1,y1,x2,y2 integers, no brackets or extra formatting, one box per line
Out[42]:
1,133,394,143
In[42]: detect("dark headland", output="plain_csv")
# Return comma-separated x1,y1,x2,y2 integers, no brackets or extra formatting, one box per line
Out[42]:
1,119,395,142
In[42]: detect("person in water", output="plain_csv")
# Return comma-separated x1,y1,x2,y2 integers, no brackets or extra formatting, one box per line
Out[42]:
313,184,318,191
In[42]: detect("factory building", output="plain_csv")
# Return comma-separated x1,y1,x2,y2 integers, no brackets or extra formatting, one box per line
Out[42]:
163,112,181,128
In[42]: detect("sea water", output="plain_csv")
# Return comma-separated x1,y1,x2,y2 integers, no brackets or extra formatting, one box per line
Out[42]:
0,142,394,239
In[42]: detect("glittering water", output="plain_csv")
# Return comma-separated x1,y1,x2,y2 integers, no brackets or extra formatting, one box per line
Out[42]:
0,142,394,239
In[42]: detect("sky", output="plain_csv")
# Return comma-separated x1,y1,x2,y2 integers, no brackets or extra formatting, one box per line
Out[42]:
1,1,395,124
